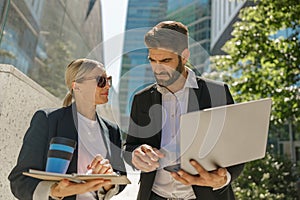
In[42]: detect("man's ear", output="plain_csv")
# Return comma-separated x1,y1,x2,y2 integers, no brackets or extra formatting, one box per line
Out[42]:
181,48,190,64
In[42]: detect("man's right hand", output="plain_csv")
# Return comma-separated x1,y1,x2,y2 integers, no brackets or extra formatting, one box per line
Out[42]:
132,144,164,172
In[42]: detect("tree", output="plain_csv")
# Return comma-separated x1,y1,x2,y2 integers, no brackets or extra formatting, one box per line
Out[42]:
211,0,300,128
233,146,298,200
209,0,300,198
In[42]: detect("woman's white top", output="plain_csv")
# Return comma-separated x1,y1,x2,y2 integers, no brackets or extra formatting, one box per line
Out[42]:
77,112,107,200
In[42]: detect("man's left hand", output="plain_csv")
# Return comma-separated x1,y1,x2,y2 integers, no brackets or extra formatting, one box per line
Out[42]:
170,160,227,188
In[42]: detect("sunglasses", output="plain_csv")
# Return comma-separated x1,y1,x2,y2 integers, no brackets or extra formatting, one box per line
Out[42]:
76,76,112,88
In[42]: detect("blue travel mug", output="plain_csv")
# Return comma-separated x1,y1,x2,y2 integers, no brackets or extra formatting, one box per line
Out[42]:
46,137,77,173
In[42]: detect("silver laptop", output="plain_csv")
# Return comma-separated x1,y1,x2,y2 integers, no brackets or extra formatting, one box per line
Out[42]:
178,98,272,174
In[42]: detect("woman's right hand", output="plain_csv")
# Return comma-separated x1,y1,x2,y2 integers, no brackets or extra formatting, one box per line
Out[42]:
50,178,111,199
87,154,114,191
88,154,114,175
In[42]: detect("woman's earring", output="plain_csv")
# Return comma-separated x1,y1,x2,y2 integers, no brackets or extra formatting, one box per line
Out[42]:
72,82,80,91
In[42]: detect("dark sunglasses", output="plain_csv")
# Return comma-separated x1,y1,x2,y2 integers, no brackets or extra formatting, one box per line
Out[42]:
76,76,112,88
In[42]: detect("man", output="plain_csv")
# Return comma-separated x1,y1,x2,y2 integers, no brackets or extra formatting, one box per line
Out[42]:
124,21,244,200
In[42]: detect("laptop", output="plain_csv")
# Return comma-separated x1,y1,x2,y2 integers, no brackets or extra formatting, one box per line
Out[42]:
164,98,272,174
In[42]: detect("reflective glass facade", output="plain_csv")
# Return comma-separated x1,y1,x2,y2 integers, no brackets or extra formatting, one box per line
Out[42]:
118,0,168,130
166,0,211,74
119,0,212,131
0,0,103,98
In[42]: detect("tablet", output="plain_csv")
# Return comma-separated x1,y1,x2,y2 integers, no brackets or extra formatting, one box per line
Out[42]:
23,169,131,184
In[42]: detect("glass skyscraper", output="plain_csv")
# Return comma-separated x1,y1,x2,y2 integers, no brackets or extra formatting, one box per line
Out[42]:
118,0,168,130
0,0,103,98
119,0,213,131
166,0,211,75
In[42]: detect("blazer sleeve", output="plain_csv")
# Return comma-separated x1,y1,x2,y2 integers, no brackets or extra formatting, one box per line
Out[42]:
8,110,50,200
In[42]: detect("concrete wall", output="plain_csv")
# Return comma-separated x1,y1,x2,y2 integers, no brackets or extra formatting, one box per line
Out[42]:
0,64,61,199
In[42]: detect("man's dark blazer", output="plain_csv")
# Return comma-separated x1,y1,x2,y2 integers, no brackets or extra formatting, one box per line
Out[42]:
8,104,126,200
124,77,244,200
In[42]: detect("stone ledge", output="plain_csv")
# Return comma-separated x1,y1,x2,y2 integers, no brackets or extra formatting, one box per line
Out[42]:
0,64,60,103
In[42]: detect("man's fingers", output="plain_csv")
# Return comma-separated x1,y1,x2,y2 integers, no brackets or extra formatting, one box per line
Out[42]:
133,153,158,172
141,145,160,161
171,172,190,185
132,153,148,168
132,145,164,172
135,145,160,166
189,160,228,187
153,148,165,158
190,160,208,178
134,148,158,166
217,168,227,177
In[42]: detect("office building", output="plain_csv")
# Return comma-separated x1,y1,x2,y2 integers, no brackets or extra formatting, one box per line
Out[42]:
118,0,168,131
210,0,248,55
0,0,103,97
166,0,211,75
119,0,215,131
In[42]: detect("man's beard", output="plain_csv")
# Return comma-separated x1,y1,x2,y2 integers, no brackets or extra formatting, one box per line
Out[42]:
155,57,184,87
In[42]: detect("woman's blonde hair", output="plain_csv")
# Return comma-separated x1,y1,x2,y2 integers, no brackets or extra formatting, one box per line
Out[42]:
62,58,104,107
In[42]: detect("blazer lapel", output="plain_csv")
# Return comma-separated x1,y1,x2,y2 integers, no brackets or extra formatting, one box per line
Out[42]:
187,79,203,112
151,85,163,148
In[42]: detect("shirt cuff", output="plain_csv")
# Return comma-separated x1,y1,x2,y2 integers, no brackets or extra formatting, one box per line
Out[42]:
33,181,59,200
98,185,120,200
212,171,231,191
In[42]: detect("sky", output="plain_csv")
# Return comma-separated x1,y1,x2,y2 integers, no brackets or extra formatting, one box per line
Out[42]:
100,0,128,91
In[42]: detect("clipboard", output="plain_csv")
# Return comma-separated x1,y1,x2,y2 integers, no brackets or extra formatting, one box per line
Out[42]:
23,169,131,185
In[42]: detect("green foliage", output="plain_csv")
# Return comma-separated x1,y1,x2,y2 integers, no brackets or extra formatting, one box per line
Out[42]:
211,0,300,126
209,1,300,198
233,149,299,200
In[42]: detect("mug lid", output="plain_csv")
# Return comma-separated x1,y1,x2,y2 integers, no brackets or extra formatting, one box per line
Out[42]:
50,137,77,148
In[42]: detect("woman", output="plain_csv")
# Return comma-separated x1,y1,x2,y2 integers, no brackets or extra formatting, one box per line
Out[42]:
8,58,126,200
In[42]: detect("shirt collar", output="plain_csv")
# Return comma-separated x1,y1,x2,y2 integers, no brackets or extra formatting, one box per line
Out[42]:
157,67,198,95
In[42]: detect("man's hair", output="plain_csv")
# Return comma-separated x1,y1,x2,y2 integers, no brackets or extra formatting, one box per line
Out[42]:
144,21,189,54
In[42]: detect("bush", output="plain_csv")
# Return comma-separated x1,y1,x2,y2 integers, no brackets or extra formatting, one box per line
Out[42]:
233,149,299,200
